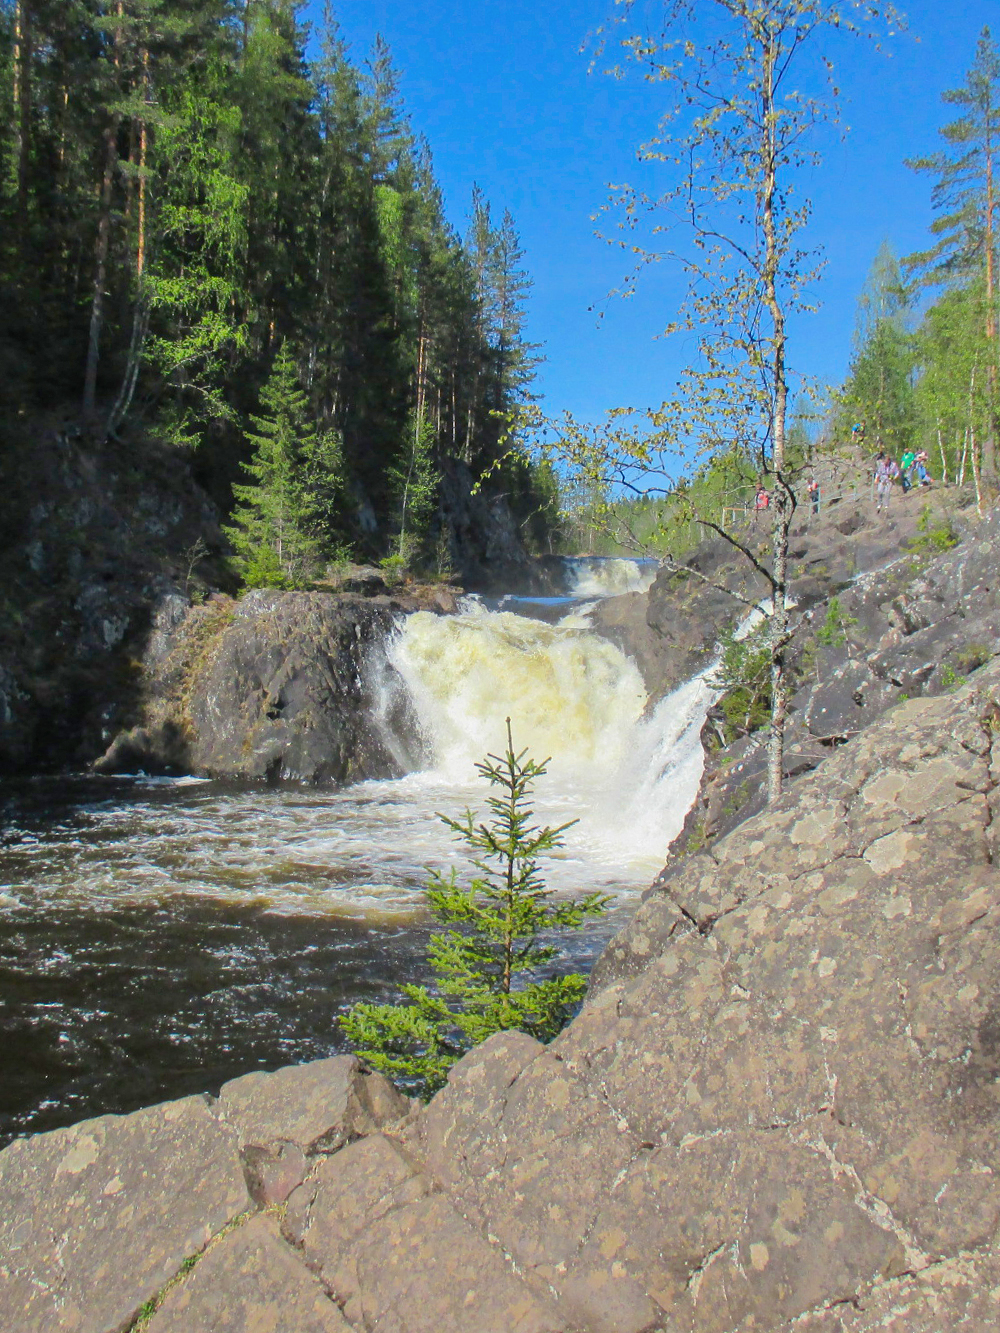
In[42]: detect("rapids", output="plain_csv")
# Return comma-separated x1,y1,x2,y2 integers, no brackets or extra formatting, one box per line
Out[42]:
0,557,715,1140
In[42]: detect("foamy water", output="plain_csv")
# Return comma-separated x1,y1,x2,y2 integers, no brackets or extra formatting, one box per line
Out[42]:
564,556,659,598
0,557,717,1137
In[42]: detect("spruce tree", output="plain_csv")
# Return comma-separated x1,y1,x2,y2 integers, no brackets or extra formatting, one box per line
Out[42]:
342,722,610,1097
226,345,323,588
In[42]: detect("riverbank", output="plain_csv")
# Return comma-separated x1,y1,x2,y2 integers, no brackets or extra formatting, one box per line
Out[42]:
5,644,1000,1331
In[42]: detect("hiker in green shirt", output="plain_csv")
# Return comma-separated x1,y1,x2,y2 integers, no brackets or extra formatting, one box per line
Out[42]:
900,449,916,493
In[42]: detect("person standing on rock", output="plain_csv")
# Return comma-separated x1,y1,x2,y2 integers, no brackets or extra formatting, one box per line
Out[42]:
753,483,770,523
874,453,897,514
915,450,932,486
900,448,916,493
807,478,820,516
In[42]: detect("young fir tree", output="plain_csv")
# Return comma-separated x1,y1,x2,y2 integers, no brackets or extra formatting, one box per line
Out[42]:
342,721,610,1097
225,345,337,588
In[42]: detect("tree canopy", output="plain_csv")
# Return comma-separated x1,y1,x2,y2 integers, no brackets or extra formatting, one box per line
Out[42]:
0,0,549,570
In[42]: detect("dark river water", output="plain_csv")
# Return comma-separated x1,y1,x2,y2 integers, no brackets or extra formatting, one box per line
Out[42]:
0,562,709,1144
0,772,631,1144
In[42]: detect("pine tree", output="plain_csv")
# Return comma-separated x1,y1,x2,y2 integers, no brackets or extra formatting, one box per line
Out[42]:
225,345,322,588
906,27,1000,480
342,722,610,1097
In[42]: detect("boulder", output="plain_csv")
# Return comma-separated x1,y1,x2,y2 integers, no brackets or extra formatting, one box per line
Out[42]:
95,589,421,782
0,1096,250,1333
216,1053,409,1155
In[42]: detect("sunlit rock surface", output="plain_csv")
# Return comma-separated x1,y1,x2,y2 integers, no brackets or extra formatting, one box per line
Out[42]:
4,659,1000,1331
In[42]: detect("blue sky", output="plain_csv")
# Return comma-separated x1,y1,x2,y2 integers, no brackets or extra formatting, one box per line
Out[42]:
302,0,997,428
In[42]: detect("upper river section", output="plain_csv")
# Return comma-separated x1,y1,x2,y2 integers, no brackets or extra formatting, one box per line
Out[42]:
0,557,714,1141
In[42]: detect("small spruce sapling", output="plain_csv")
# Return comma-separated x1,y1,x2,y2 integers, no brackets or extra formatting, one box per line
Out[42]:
341,720,611,1097
816,596,859,650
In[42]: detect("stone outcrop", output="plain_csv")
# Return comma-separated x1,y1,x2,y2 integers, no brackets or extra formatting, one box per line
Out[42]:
591,471,976,706
5,656,1000,1331
0,1056,408,1333
0,424,226,772
677,503,1000,856
94,588,424,783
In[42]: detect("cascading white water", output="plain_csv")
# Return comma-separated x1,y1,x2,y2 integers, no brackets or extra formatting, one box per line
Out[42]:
2,587,719,917
387,601,713,874
564,556,659,599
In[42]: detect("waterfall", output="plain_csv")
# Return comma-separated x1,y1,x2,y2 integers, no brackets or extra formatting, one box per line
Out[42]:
387,601,713,874
563,556,659,599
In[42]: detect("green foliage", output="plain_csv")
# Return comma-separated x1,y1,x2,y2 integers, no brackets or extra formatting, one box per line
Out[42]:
940,664,966,692
905,29,1000,290
0,2,551,556
906,505,959,555
903,28,1000,488
225,346,343,589
816,596,858,649
835,242,917,456
390,411,438,565
342,722,610,1097
378,552,407,586
708,626,772,743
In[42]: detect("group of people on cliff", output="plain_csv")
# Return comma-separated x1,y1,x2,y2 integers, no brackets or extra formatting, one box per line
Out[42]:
749,440,932,525
873,447,933,514
751,476,823,521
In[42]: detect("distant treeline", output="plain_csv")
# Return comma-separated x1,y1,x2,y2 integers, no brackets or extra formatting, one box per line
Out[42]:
0,1,555,576
555,28,1000,556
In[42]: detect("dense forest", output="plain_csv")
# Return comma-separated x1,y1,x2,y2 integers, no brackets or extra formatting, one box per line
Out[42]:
0,0,554,581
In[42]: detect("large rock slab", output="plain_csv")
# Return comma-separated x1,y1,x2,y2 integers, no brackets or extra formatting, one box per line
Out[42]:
95,589,423,782
144,1214,351,1333
284,1130,566,1333
348,1193,567,1333
0,1095,250,1333
216,1054,409,1154
395,660,1000,1331
791,1250,1000,1330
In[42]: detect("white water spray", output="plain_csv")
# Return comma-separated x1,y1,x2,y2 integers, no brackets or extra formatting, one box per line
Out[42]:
564,556,659,599
388,601,712,874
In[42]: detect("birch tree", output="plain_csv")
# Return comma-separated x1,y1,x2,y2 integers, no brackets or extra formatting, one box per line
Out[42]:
551,0,900,803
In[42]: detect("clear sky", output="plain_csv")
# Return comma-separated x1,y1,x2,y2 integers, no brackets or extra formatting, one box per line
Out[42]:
302,0,998,428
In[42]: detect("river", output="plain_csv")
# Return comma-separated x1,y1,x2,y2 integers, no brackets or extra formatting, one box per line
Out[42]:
0,557,713,1142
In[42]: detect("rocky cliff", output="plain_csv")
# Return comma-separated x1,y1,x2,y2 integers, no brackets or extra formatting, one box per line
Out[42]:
0,423,227,772
590,479,1000,861
91,586,452,784
0,418,539,778
4,649,1000,1331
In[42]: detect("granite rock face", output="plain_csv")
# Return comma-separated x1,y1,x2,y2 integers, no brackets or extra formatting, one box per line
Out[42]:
144,1215,353,1333
589,458,962,705
667,502,1000,859
95,589,423,782
0,1096,251,1333
5,664,1000,1331
0,426,226,772
0,1057,408,1333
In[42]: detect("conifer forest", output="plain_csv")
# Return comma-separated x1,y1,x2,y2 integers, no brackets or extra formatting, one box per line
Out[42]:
0,0,551,579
